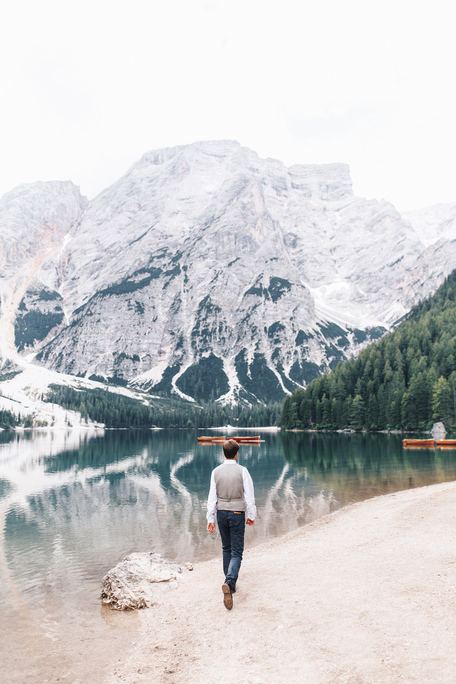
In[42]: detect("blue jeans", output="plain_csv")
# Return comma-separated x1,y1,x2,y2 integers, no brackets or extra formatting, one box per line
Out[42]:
217,510,245,590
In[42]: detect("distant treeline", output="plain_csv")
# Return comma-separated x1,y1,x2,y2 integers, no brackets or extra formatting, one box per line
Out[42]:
45,384,281,428
0,410,21,429
281,270,456,432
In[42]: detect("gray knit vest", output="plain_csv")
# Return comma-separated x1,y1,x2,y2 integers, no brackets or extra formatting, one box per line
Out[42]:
214,462,246,512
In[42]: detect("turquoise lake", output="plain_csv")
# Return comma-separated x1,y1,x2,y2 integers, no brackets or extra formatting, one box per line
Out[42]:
1,428,456,682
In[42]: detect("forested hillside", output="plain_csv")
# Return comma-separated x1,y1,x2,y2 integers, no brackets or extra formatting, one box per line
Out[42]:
45,385,281,429
281,270,456,432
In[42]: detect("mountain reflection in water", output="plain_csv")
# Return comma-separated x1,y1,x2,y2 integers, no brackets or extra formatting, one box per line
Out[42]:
1,429,456,683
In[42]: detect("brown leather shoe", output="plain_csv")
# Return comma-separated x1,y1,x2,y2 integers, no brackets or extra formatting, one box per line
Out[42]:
222,583,233,610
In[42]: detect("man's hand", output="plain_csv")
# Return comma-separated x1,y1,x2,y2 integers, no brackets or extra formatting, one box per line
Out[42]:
246,518,255,526
207,522,215,533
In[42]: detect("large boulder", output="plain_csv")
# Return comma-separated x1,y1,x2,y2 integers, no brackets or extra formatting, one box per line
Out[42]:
101,552,192,610
432,422,447,439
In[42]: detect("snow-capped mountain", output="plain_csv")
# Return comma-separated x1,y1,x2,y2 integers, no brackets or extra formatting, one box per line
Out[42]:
2,140,456,405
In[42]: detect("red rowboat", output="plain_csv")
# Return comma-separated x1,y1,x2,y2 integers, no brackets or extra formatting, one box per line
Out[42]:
231,436,260,443
403,439,435,448
198,437,226,444
197,435,261,444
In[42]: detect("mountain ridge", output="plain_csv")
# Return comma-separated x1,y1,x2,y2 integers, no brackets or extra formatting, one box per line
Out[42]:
1,140,456,406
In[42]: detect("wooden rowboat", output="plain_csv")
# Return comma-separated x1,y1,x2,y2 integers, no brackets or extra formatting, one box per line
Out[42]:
198,436,226,443
403,439,435,448
231,436,260,443
197,435,261,444
436,440,456,447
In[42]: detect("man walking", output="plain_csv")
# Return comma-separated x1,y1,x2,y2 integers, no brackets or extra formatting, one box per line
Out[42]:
206,439,256,610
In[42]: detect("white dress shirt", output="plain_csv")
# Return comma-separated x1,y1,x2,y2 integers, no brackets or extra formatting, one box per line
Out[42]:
206,459,256,523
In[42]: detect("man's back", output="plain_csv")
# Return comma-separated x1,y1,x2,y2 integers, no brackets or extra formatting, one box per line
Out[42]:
213,461,245,509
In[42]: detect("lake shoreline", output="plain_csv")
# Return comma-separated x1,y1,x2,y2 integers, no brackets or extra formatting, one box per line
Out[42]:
109,480,456,683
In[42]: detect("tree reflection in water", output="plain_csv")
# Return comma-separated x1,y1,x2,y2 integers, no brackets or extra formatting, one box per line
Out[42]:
280,431,456,504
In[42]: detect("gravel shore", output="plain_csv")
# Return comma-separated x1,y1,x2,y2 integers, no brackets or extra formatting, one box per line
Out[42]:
109,481,456,684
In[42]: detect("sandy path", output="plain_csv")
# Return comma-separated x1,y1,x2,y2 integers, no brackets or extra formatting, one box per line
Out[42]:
109,481,456,683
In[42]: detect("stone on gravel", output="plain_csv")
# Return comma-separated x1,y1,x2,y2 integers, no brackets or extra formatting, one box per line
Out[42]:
101,552,186,610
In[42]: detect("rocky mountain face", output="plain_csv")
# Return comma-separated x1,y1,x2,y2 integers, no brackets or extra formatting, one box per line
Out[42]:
0,181,87,378
1,140,456,404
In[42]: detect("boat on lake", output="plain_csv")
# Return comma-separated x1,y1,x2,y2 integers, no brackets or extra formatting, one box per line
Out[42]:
231,436,261,443
435,440,456,448
198,436,226,444
198,435,261,444
402,438,435,448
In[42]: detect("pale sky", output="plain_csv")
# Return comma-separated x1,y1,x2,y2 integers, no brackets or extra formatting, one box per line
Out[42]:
0,0,455,211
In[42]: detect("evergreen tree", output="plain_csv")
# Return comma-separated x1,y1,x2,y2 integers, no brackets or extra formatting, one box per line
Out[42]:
432,376,454,426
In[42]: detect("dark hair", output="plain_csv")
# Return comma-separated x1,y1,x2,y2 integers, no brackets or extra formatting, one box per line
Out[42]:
223,439,240,459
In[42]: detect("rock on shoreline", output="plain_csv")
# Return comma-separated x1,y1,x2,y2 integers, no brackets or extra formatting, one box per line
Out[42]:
101,552,193,610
